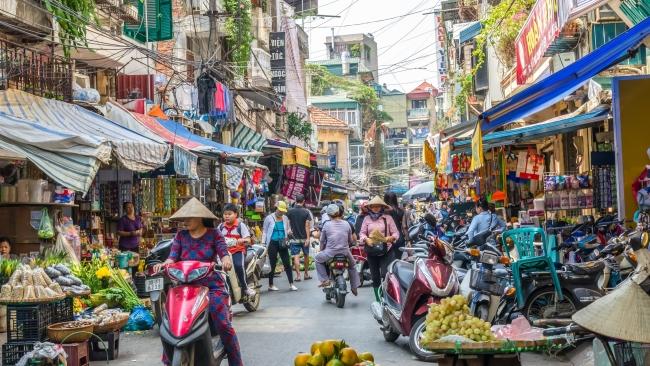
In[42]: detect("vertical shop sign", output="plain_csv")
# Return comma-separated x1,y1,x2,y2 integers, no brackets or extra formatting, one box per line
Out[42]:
470,122,484,171
270,32,286,96
515,0,570,84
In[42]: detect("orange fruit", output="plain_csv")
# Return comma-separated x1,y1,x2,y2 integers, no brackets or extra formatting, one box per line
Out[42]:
319,341,337,359
325,359,345,366
310,342,322,355
339,348,359,366
358,352,374,362
308,354,325,366
295,353,311,366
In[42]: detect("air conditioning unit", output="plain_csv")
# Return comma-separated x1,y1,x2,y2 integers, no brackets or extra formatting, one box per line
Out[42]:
552,52,576,72
595,6,618,22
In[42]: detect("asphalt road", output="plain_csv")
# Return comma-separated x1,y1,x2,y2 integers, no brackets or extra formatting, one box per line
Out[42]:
89,273,579,366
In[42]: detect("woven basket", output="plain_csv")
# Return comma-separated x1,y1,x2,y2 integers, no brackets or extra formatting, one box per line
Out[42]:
94,314,129,334
47,321,95,343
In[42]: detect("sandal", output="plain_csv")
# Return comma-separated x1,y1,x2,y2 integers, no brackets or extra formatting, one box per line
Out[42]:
318,281,331,288
294,276,302,282
304,274,313,280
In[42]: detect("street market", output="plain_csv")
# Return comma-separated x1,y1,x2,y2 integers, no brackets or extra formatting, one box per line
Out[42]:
0,0,649,365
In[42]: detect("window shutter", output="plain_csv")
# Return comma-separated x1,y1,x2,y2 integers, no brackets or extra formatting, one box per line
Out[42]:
591,23,646,65
124,0,173,42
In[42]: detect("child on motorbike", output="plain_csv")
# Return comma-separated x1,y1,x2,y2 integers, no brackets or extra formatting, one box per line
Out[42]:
314,204,361,295
218,203,256,297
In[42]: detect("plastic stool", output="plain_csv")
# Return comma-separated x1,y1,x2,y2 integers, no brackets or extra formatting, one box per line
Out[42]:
62,341,89,366
89,330,120,361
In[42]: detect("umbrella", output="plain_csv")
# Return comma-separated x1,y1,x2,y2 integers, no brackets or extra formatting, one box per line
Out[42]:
402,181,435,200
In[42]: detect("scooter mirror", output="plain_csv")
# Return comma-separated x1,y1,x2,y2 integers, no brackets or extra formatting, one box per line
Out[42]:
642,232,649,248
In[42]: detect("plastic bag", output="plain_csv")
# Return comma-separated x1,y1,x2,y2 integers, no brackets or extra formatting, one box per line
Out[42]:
123,305,154,331
38,208,54,239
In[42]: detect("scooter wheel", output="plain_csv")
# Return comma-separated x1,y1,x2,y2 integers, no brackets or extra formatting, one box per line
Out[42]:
335,289,346,308
382,327,399,342
409,317,438,362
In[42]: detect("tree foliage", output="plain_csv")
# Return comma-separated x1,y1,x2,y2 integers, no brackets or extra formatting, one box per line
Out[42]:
225,0,253,75
287,112,313,145
44,0,97,58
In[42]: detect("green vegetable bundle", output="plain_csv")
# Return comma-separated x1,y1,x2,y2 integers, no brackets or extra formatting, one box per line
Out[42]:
108,267,142,311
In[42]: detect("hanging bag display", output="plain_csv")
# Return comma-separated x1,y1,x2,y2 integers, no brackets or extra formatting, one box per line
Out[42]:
38,208,55,239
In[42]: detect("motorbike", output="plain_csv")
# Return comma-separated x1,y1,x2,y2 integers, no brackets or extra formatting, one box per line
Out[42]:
323,254,351,308
371,231,458,362
459,232,511,323
223,243,267,312
158,261,227,366
144,239,174,327
350,245,371,287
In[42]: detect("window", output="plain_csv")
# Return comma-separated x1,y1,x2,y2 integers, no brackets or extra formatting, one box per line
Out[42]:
327,142,338,156
325,108,358,127
349,144,365,180
385,147,408,169
592,23,646,65
318,142,324,153
411,100,427,109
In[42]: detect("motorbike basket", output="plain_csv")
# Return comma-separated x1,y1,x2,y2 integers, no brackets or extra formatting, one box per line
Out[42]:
469,268,507,297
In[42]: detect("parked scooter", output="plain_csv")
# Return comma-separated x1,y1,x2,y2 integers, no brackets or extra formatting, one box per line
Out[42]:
323,254,351,308
371,233,458,362
158,261,227,366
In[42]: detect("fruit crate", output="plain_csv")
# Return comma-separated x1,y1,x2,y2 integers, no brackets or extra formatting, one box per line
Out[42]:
2,342,36,366
49,297,74,324
6,303,54,342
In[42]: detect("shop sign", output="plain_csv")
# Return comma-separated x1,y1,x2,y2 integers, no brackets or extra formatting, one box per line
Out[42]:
515,0,570,84
270,32,286,96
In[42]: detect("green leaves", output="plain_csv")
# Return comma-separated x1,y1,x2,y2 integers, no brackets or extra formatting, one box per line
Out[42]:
225,0,253,75
44,0,98,59
287,112,313,144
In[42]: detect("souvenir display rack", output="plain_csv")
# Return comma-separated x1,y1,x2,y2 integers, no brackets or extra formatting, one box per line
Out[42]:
543,171,595,224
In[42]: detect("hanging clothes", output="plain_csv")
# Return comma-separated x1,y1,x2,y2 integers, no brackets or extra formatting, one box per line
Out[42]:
198,74,216,115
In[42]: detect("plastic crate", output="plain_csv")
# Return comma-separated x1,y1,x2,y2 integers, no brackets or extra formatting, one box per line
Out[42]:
2,342,36,366
133,273,148,298
49,297,74,324
469,268,507,297
6,303,53,342
89,330,120,361
62,341,90,366
613,342,650,366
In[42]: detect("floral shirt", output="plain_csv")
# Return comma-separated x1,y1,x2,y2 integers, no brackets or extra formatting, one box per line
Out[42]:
168,228,229,289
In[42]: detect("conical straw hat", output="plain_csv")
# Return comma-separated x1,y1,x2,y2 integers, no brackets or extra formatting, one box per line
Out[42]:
573,276,650,343
169,197,218,220
367,196,390,209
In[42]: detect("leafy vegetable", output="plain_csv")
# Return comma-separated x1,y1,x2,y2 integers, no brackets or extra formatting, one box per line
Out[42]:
109,267,141,311
0,259,19,278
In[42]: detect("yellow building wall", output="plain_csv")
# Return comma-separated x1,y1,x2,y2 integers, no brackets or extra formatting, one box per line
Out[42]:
613,76,650,222
317,128,350,180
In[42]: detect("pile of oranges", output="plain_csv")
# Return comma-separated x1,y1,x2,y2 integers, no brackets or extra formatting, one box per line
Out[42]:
293,339,376,366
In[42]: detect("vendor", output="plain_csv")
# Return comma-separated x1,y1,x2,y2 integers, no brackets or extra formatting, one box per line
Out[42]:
0,237,17,259
117,202,143,252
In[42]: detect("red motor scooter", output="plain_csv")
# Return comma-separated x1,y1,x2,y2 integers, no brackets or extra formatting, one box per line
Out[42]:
351,245,371,287
157,261,228,366
371,236,458,362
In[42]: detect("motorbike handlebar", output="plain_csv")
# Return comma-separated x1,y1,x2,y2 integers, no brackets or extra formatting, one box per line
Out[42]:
542,324,585,337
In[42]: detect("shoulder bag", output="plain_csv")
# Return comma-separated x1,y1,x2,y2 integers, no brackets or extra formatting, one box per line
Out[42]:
364,217,389,257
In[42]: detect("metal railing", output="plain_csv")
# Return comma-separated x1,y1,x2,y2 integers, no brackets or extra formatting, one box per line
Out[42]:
407,108,430,119
0,39,73,101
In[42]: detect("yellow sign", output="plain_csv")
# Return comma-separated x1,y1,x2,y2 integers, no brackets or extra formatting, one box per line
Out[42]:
295,147,311,167
282,149,296,165
470,122,484,171
423,141,436,170
439,142,450,172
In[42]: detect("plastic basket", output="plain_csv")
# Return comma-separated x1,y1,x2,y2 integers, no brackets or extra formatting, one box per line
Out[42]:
2,342,36,366
49,297,74,324
6,303,53,342
613,342,650,366
469,268,507,297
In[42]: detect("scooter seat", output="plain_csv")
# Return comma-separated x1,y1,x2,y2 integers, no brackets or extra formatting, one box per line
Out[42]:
564,261,605,275
244,249,256,267
393,260,415,290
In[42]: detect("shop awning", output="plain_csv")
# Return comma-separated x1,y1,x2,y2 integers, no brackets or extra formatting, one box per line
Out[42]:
0,90,170,171
266,139,295,149
0,112,111,193
157,119,262,158
232,124,267,152
454,106,610,152
323,180,349,194
459,21,481,44
479,17,650,133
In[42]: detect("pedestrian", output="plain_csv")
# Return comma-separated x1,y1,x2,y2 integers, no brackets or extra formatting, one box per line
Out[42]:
286,194,313,282
153,198,242,366
0,237,17,260
466,198,506,242
354,200,368,237
359,196,400,302
261,201,297,291
218,203,256,297
314,204,360,295
116,202,143,252
384,192,406,259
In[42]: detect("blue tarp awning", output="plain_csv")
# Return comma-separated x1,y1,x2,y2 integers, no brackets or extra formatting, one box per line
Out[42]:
454,106,610,152
459,22,482,44
479,17,650,133
157,119,261,158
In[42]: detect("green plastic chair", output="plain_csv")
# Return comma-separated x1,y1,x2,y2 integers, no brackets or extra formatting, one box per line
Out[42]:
501,227,563,307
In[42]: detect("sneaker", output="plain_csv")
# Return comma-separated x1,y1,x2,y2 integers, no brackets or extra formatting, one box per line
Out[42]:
246,288,257,297
269,285,279,291
290,284,298,291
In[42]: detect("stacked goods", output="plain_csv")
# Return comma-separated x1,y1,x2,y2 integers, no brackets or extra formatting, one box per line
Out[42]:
44,264,90,295
421,295,495,344
294,339,376,366
77,304,129,331
0,265,65,302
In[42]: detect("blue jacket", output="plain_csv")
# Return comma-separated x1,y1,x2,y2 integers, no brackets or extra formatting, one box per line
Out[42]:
466,211,506,240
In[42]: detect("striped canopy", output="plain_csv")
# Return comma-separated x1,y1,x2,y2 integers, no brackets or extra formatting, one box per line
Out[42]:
0,90,170,171
232,124,267,153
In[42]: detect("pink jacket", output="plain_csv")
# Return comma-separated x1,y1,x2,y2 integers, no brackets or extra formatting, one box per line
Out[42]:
359,214,400,245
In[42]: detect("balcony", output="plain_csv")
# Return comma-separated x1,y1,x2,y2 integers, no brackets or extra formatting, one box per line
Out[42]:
96,0,139,24
407,108,430,120
250,47,271,88
0,0,51,39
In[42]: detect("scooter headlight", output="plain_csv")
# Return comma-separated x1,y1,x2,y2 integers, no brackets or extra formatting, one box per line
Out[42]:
187,267,209,282
168,267,186,282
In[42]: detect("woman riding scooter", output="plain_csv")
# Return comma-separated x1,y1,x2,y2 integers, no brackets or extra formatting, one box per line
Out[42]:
314,204,361,295
153,198,243,366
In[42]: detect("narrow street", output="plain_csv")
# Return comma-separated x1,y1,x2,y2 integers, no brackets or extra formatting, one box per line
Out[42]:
94,275,579,365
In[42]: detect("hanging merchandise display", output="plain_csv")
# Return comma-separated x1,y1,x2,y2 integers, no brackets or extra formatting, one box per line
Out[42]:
516,150,544,181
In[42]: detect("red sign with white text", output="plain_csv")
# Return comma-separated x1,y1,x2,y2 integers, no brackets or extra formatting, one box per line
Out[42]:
515,0,561,84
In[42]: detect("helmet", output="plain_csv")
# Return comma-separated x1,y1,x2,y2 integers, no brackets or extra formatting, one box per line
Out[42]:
325,204,340,217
